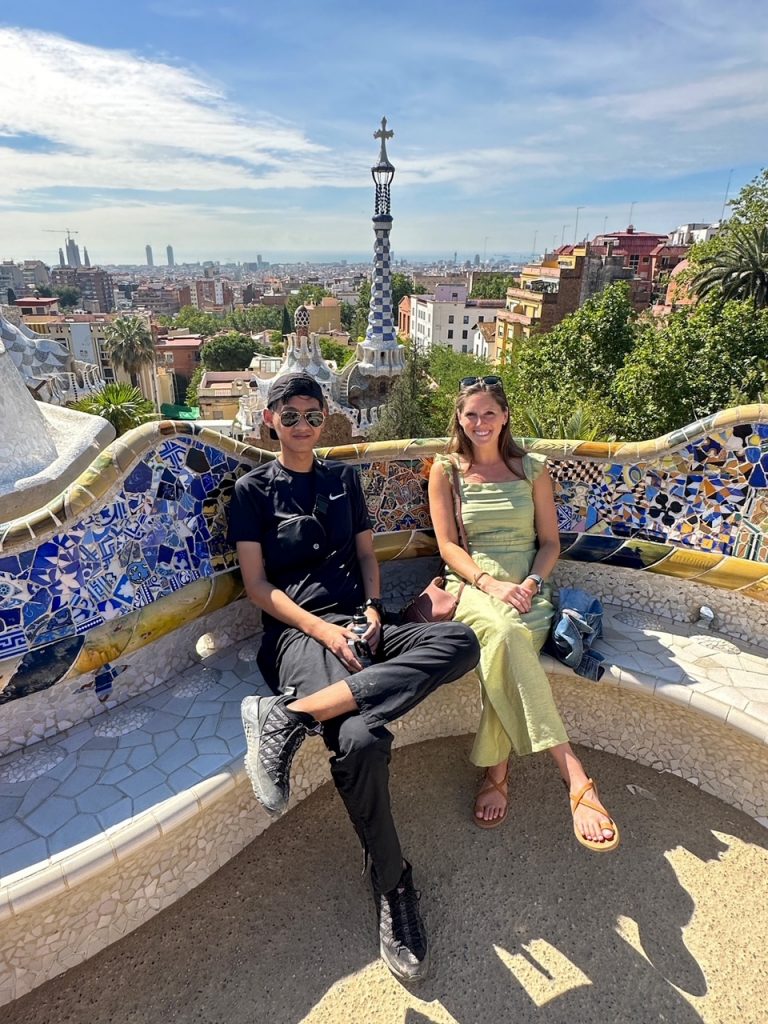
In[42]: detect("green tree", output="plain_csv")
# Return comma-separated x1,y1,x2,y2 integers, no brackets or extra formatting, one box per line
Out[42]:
200,331,256,371
613,297,768,438
508,282,636,437
470,274,516,299
691,224,768,309
519,404,615,441
369,349,440,441
286,285,331,316
226,305,282,333
73,382,155,436
391,272,425,311
54,285,81,310
103,316,155,387
185,365,204,407
281,306,292,337
170,306,222,336
351,280,371,341
36,285,54,297
340,301,356,332
319,338,355,368
426,345,496,434
728,166,768,228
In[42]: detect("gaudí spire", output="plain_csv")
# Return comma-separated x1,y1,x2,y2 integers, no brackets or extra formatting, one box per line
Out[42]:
357,117,405,375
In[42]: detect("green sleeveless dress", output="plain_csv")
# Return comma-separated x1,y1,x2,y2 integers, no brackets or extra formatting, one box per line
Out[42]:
436,452,569,764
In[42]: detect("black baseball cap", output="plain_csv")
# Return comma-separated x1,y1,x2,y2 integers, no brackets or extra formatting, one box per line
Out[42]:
266,372,324,409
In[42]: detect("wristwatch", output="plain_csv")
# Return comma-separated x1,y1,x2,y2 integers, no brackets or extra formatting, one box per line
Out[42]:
524,574,544,594
365,597,386,616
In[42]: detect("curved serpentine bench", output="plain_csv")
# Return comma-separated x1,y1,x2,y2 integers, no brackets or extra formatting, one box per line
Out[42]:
1,407,767,1005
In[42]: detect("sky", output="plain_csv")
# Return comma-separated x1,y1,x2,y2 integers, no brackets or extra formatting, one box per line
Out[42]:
1,0,767,265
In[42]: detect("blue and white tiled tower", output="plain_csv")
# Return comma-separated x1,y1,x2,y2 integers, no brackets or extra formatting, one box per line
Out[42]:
355,117,406,379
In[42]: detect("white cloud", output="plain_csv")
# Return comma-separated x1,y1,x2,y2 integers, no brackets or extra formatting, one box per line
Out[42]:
0,27,333,196
2,4,768,258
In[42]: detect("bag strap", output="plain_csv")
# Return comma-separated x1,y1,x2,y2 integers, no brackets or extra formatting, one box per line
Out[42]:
449,463,470,551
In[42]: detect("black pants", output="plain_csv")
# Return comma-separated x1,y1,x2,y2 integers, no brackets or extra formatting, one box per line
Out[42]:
263,616,480,894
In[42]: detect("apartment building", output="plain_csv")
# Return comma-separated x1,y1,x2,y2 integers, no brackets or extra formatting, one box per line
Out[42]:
407,285,504,352
50,267,114,313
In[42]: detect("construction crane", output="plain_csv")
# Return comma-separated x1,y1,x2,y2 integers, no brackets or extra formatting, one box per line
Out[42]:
44,228,79,240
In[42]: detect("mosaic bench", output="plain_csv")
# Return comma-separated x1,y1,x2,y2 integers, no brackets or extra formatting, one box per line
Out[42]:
1,406,767,1005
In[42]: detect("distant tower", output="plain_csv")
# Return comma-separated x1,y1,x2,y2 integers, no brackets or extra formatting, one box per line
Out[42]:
83,247,91,268
355,117,405,378
66,237,81,268
58,248,65,268
166,244,175,267
146,245,154,267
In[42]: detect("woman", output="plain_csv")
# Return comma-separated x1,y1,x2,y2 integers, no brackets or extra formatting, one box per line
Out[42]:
428,376,619,851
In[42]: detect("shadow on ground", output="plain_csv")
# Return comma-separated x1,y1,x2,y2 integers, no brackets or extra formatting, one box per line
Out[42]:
5,739,768,1024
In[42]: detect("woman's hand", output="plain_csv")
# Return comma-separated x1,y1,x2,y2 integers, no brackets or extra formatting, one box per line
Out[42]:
483,578,534,614
311,620,365,672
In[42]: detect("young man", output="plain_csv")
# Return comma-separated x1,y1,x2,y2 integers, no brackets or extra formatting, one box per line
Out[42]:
228,372,480,982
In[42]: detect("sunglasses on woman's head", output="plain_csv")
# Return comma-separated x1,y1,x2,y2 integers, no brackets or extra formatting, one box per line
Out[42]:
459,375,503,389
278,408,326,428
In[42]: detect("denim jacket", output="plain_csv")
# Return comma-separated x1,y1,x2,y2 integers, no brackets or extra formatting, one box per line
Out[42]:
545,587,606,681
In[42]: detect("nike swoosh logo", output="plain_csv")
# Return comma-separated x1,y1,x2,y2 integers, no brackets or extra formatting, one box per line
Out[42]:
329,492,346,501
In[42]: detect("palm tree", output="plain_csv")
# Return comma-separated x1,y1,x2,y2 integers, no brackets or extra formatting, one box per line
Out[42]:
72,382,156,436
102,316,156,387
520,405,615,442
691,224,768,308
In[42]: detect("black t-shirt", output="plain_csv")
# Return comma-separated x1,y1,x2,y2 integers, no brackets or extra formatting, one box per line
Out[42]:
227,458,372,639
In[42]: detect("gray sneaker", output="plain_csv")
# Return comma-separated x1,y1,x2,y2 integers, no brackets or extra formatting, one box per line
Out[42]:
241,695,309,814
374,862,430,982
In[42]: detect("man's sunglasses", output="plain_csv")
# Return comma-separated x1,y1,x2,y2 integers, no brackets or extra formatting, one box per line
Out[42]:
278,408,326,428
459,375,503,389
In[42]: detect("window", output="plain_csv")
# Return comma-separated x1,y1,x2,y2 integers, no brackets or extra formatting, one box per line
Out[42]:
642,256,650,263
461,344,468,353
451,292,458,299
463,315,469,324
448,314,454,323
462,330,468,339
447,330,454,339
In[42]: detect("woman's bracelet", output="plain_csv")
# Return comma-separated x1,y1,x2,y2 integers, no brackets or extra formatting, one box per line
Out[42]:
472,570,489,590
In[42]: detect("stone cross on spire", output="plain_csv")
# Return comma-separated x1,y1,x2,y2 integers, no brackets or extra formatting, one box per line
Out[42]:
374,116,394,164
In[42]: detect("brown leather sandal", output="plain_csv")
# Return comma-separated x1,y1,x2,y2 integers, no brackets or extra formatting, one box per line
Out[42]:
473,771,509,829
569,777,620,852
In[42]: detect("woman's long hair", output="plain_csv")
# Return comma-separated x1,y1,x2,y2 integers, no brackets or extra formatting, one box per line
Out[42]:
447,379,527,471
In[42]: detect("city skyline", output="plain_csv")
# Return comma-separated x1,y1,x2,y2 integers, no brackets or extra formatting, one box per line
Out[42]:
2,0,767,264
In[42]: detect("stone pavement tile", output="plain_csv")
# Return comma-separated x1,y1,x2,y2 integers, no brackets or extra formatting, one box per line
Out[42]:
25,796,75,837
47,814,102,857
0,836,49,878
117,766,165,799
56,766,100,797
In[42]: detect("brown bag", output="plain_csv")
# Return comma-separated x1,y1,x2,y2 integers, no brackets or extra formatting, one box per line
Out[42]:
403,462,468,623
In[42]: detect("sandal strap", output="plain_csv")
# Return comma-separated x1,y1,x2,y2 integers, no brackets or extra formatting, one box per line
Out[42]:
570,777,598,812
570,778,616,832
478,773,508,799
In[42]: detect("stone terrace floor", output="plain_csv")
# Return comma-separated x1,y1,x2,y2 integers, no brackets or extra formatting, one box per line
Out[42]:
3,738,768,1024
2,608,768,880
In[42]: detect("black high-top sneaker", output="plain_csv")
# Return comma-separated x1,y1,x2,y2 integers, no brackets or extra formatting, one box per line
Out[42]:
374,861,430,981
241,695,313,814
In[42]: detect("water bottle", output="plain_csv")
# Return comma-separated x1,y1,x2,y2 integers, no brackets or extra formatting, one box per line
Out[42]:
348,606,373,668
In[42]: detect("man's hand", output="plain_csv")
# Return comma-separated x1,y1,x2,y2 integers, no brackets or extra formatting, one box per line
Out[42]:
363,607,382,654
311,620,366,672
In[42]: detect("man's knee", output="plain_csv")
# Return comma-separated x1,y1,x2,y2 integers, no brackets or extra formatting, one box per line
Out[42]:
333,715,393,763
431,621,481,669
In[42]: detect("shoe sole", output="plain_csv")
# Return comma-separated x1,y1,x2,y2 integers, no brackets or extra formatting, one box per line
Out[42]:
379,943,430,983
241,695,287,815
